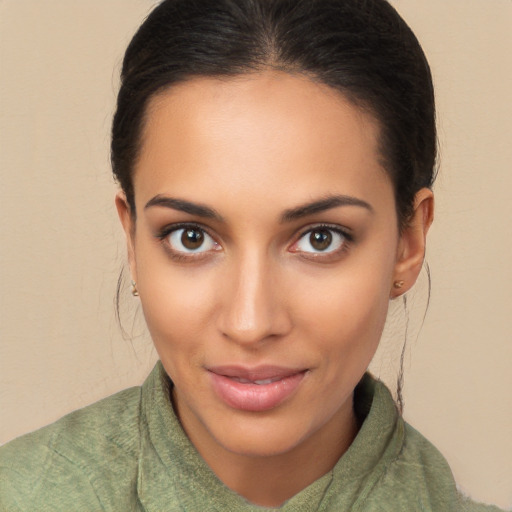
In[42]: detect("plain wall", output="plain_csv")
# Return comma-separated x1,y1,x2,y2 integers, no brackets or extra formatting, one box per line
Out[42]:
0,0,510,508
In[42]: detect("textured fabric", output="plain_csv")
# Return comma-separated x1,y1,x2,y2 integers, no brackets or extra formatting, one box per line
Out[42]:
0,362,505,511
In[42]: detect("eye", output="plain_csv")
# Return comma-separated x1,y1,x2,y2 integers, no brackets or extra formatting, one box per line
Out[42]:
291,226,348,255
166,226,219,254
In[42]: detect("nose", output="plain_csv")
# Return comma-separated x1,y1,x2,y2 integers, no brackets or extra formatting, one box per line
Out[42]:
217,251,292,346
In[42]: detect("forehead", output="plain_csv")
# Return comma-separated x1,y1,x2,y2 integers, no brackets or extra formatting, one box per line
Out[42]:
134,71,391,212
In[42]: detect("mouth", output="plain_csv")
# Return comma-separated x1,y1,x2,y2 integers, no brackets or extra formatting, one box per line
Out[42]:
207,365,308,412
230,376,284,385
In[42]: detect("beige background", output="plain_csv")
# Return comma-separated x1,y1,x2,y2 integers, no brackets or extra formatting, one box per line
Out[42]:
0,0,510,508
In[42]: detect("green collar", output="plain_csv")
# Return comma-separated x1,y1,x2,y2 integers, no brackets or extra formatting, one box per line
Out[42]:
136,362,403,511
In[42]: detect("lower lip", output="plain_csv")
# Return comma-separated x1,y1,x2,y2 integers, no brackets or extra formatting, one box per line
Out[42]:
209,371,306,412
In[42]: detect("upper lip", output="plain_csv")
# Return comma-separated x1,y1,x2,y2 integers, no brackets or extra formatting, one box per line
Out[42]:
207,365,307,381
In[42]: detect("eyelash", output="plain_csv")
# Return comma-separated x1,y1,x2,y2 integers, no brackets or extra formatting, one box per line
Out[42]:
291,224,353,261
156,223,220,262
156,223,353,262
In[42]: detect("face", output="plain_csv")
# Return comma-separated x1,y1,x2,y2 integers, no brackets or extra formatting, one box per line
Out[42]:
118,71,427,461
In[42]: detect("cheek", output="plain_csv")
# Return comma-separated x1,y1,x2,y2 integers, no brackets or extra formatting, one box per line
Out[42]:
291,255,394,363
300,282,389,347
292,279,389,413
135,251,218,361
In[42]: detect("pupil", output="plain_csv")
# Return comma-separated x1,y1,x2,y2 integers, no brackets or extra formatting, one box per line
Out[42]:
182,229,204,250
310,230,332,251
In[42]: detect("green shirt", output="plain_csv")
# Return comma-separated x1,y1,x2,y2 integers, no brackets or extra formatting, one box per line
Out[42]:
0,362,505,511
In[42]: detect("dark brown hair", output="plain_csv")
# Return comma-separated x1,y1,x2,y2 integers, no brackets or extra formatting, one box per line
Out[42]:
111,0,436,229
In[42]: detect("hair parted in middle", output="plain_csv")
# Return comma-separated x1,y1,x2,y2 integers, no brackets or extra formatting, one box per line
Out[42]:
112,0,436,229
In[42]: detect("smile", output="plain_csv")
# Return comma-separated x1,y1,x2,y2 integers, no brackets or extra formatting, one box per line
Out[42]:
207,366,308,412
231,377,282,385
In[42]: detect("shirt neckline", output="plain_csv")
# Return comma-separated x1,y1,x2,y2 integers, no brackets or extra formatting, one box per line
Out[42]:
136,362,403,511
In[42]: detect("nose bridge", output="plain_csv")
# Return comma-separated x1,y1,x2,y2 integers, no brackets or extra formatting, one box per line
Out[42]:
219,247,287,344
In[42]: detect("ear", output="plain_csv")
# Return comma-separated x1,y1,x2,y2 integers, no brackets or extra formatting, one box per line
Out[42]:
115,191,137,283
391,188,434,298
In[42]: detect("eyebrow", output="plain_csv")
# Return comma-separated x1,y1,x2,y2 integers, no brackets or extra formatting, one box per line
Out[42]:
144,195,224,221
280,195,374,222
144,193,373,223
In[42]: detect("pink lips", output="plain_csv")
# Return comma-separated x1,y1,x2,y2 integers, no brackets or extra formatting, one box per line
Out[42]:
208,365,307,412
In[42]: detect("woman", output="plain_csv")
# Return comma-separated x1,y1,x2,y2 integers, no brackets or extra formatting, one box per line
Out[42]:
0,0,507,510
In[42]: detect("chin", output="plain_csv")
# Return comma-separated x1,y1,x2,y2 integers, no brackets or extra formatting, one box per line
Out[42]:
215,424,306,458
207,406,320,457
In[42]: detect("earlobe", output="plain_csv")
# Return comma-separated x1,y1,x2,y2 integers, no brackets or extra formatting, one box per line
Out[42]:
391,188,434,298
115,191,138,283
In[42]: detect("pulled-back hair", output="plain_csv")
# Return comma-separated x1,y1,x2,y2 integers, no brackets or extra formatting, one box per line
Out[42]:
112,0,436,227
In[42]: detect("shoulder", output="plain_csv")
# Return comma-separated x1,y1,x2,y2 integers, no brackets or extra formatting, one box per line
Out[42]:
380,420,505,511
352,377,506,511
0,386,142,511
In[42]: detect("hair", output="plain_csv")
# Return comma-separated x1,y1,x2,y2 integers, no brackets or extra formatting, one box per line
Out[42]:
112,0,436,230
112,0,437,410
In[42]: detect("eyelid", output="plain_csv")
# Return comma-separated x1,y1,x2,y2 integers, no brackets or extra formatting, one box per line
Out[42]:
155,222,352,261
156,222,222,259
157,221,210,238
288,223,353,258
293,223,353,243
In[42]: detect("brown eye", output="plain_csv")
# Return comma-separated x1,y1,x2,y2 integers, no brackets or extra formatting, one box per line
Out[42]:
182,228,204,250
309,229,332,251
167,226,218,254
292,226,347,255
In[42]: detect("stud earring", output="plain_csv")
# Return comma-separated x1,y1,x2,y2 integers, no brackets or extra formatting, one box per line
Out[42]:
131,280,139,297
393,280,405,289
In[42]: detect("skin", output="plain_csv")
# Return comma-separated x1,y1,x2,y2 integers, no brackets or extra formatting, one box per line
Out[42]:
117,70,433,507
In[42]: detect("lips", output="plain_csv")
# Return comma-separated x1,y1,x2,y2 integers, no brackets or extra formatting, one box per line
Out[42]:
207,365,307,412
230,376,282,385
